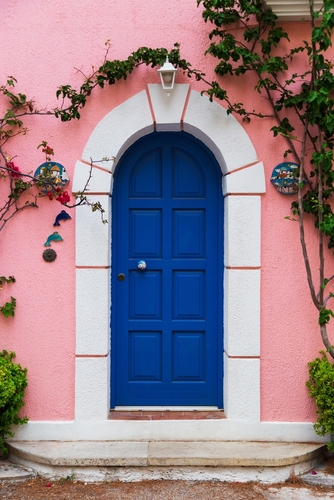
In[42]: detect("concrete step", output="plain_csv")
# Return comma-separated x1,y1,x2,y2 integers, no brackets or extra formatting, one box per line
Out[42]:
6,440,326,483
0,459,34,482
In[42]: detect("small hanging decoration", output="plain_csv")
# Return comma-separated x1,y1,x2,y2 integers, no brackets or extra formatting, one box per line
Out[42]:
34,162,69,194
42,248,57,262
44,232,63,247
53,210,72,227
270,162,300,195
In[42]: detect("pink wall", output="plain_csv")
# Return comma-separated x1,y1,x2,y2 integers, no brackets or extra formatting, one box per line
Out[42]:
1,1,331,422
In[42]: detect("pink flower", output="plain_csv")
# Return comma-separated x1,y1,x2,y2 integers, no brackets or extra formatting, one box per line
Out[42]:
7,161,22,178
56,190,71,204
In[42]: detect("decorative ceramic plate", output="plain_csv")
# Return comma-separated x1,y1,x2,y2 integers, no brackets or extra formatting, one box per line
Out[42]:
34,162,69,193
270,162,300,195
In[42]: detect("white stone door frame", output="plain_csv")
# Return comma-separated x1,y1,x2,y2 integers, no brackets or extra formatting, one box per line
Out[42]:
73,85,265,424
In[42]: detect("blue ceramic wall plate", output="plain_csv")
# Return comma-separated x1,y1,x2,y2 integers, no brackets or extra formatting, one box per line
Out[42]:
34,162,69,193
270,162,300,195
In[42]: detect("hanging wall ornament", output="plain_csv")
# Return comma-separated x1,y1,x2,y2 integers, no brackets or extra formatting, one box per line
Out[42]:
42,248,57,262
53,210,72,227
270,162,300,195
44,232,63,247
34,161,69,194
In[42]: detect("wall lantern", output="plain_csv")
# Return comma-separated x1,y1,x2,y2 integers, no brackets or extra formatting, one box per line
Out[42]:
157,57,178,97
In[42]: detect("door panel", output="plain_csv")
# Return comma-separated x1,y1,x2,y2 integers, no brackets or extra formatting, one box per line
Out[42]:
111,132,223,407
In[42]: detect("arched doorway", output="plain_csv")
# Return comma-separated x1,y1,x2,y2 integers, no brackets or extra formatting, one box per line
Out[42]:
111,131,223,407
73,88,264,426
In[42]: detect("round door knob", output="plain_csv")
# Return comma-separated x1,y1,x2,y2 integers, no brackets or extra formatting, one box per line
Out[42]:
137,260,146,270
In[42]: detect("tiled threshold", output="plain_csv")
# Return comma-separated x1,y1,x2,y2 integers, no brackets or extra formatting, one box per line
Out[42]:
108,410,226,420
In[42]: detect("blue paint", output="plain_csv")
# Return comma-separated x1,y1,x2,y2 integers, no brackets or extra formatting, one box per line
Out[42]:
111,132,223,407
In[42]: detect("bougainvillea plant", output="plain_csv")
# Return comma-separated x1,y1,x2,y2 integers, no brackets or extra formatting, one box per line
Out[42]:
0,78,108,317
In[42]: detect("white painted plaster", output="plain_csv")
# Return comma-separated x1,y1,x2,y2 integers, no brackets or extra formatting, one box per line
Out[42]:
224,269,261,357
183,91,258,173
72,160,112,194
223,161,266,194
75,195,111,267
76,269,110,355
224,354,260,421
224,195,261,267
82,91,154,172
147,84,190,131
75,357,110,421
7,456,322,484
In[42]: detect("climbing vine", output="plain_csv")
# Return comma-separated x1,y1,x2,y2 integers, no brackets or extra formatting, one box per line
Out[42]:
195,0,334,358
43,3,334,360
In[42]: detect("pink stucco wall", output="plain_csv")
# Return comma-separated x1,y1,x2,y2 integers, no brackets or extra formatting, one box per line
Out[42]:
1,1,331,422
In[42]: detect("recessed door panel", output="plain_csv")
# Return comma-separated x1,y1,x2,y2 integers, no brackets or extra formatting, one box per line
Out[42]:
173,271,205,319
129,332,162,381
129,271,162,319
173,210,205,258
130,149,162,198
129,210,162,258
172,332,206,381
172,149,205,198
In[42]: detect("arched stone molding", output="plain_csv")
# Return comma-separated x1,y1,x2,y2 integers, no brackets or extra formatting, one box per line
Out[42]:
72,86,265,427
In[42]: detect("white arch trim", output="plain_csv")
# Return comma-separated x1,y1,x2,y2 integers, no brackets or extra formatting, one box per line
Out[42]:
73,85,265,432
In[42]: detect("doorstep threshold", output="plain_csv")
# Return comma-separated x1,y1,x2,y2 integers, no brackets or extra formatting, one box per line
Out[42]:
109,408,225,420
114,406,220,411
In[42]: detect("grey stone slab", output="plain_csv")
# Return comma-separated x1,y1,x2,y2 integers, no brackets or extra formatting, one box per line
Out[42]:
8,441,148,467
302,465,334,488
147,441,326,467
0,460,33,481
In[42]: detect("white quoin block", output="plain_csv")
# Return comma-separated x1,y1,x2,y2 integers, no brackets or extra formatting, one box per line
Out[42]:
223,162,266,195
76,268,110,355
82,91,154,169
224,354,260,421
75,356,110,421
224,196,261,268
224,269,261,357
72,160,112,194
183,91,258,174
76,195,111,267
147,84,190,131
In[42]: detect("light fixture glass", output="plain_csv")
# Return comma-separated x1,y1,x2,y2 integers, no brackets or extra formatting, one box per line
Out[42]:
157,56,178,97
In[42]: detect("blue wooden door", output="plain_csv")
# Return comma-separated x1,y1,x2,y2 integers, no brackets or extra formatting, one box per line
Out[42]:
111,132,223,407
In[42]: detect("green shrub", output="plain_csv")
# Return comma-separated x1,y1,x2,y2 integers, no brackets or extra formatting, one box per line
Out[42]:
0,350,28,456
307,351,334,452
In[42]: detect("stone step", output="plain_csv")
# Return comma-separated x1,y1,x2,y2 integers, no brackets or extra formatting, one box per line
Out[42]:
7,440,326,468
0,459,34,481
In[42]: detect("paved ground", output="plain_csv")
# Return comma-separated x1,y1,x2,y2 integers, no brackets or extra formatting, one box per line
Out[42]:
2,459,334,499
1,476,334,499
